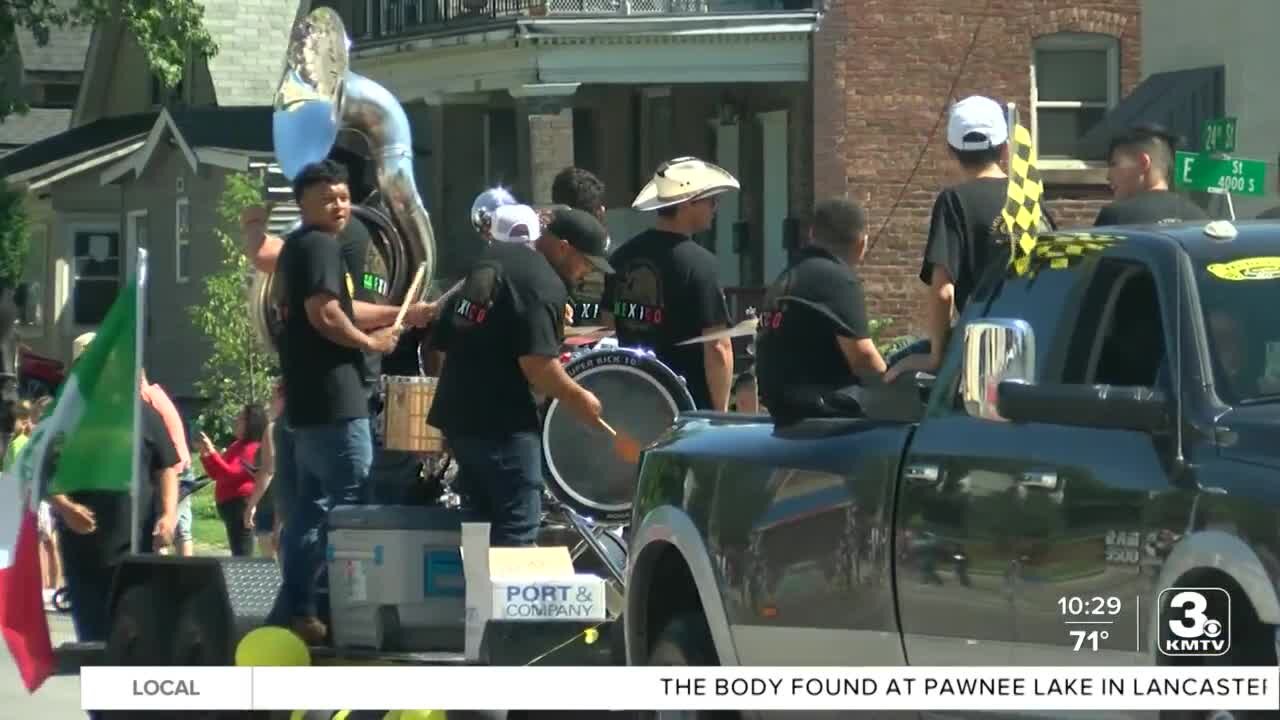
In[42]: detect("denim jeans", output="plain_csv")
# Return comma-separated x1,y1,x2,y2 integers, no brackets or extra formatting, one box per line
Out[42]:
279,417,372,619
447,431,543,547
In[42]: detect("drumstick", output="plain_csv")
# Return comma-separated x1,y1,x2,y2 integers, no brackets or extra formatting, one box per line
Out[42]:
598,418,641,464
394,262,428,331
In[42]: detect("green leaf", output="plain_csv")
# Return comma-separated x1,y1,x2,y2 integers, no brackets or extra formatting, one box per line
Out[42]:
189,172,275,443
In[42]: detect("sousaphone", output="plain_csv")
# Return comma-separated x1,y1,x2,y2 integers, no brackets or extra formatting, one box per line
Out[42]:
252,7,437,350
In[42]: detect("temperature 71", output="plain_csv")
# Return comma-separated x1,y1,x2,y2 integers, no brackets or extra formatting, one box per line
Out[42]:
1070,629,1109,651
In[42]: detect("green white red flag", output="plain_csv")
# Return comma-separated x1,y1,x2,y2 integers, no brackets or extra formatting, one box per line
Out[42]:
0,269,139,692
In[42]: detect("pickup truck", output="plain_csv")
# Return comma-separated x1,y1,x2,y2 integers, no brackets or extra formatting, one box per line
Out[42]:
624,221,1280,719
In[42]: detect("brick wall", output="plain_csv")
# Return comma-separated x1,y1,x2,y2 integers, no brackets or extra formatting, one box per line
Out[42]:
812,0,1141,332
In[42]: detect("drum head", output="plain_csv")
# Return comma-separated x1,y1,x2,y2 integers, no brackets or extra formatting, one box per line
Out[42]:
542,349,694,521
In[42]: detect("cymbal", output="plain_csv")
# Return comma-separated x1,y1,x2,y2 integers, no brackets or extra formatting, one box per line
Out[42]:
675,317,759,345
564,325,612,337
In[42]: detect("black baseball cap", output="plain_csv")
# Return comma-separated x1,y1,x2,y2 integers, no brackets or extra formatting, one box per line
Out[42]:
547,207,614,274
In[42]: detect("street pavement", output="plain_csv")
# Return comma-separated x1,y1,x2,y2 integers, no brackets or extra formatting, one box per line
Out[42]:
0,609,84,717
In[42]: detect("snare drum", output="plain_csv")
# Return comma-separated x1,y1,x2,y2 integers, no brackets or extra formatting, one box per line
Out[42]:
381,375,444,453
541,347,694,522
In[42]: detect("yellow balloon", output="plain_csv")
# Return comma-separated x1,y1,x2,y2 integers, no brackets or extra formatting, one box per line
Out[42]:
234,626,312,667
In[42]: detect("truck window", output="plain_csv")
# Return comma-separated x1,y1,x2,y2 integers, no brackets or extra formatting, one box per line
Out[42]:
926,263,1081,416
1197,265,1280,404
1061,259,1166,388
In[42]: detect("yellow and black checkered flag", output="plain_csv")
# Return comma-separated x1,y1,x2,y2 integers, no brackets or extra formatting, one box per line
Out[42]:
1002,122,1045,276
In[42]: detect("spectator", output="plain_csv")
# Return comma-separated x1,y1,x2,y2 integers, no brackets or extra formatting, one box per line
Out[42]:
140,369,195,557
198,403,267,557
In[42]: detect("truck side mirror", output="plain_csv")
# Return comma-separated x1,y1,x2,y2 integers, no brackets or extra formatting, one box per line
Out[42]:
961,318,1036,422
997,380,1170,433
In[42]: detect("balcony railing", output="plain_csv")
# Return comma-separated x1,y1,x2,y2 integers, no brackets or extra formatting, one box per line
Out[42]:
343,0,815,38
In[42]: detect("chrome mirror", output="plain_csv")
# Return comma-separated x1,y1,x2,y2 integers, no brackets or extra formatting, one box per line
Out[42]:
961,319,1036,421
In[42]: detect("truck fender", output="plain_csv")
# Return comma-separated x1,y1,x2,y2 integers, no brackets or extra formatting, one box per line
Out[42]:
626,505,741,667
1150,528,1280,627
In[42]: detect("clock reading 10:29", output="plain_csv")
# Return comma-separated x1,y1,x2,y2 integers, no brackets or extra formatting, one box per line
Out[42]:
1058,596,1123,616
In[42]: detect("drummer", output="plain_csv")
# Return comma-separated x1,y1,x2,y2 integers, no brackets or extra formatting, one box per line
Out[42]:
600,157,737,411
427,208,613,547
755,198,886,425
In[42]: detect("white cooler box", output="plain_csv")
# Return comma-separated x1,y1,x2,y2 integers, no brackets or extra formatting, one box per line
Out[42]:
327,505,467,651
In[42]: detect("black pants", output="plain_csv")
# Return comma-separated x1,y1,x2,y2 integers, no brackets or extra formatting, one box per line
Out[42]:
217,497,254,557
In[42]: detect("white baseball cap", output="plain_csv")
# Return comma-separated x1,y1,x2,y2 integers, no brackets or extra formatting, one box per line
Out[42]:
947,96,1009,151
491,204,542,244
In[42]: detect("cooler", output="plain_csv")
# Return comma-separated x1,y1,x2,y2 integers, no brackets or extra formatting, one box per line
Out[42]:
327,505,467,651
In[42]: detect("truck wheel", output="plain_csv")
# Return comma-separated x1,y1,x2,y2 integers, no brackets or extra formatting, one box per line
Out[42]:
645,613,736,720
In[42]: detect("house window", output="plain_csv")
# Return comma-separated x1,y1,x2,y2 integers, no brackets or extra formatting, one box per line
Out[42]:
1032,32,1119,161
41,83,79,108
72,230,121,326
175,198,191,283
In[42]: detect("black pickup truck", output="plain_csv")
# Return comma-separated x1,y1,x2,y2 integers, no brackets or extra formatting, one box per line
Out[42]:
624,221,1280,718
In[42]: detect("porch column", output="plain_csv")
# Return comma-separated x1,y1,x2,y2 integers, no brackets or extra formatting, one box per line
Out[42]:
510,83,580,205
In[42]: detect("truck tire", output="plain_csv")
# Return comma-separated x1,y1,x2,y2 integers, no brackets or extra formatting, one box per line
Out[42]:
645,613,736,720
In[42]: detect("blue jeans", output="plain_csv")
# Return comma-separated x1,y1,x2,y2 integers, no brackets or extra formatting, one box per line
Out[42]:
447,431,543,547
279,417,372,619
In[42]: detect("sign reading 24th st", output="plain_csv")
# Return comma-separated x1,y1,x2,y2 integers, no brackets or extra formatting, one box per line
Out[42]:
1176,151,1267,197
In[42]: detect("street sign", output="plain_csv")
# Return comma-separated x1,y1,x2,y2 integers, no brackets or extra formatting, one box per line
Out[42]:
1202,117,1237,154
1176,151,1267,197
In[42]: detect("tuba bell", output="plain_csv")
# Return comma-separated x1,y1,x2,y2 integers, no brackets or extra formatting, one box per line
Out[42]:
251,7,437,351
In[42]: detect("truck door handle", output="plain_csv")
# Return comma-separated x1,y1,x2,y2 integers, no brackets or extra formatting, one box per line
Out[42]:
904,463,940,484
1019,470,1059,490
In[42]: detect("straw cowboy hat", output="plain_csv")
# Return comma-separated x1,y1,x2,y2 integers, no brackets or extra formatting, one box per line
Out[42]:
632,157,740,212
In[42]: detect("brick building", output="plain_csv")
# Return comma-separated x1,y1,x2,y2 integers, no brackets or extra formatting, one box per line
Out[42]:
814,0,1141,327
333,0,1144,333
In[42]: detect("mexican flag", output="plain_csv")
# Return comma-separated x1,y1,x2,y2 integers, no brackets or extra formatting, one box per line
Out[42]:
0,271,139,692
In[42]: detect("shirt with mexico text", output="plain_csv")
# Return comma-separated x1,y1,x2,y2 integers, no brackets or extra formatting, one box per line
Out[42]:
756,245,871,423
428,242,567,436
601,229,731,409
277,227,370,426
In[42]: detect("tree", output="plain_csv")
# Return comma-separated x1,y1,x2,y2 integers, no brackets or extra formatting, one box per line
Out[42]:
0,0,217,121
189,172,273,442
0,182,28,287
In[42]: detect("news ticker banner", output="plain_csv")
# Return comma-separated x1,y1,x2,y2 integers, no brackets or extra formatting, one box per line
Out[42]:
82,666,1278,712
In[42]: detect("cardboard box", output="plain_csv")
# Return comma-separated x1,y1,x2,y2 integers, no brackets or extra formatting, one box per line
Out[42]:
461,523,608,662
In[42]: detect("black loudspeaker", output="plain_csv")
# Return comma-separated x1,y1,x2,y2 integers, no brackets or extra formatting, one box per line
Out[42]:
106,555,282,667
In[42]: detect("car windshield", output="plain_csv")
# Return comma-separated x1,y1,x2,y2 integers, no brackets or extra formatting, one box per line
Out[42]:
1196,260,1280,404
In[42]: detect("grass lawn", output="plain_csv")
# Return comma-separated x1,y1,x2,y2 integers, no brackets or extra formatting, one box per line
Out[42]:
189,487,228,551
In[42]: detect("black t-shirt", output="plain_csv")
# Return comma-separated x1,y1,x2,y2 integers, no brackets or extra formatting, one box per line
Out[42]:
1094,190,1208,227
756,246,870,423
342,215,390,384
601,229,731,409
59,403,178,569
919,177,1011,314
277,227,370,426
428,243,567,436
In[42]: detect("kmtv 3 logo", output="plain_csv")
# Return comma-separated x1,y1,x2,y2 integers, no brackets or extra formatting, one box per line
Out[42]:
1158,587,1230,657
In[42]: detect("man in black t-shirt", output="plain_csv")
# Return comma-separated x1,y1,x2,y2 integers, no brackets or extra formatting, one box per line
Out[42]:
602,157,739,410
552,167,610,327
428,208,613,547
1095,124,1208,227
757,199,887,424
273,160,401,644
49,339,179,643
887,96,1024,382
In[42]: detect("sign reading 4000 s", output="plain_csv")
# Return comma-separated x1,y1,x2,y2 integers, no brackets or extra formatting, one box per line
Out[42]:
1176,151,1267,197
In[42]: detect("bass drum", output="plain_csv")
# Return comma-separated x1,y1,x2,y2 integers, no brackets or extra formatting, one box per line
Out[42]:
250,204,407,352
541,347,694,522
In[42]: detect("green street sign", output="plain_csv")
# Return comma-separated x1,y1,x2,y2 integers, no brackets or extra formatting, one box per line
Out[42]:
1202,117,1237,154
1176,151,1267,197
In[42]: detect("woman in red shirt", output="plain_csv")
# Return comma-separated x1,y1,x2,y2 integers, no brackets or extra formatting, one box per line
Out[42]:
199,403,267,557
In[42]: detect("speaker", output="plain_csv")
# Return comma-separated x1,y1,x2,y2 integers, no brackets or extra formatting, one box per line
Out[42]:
107,555,282,666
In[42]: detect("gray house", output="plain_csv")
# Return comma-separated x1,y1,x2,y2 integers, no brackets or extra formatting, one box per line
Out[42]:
0,2,91,156
0,1,305,410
